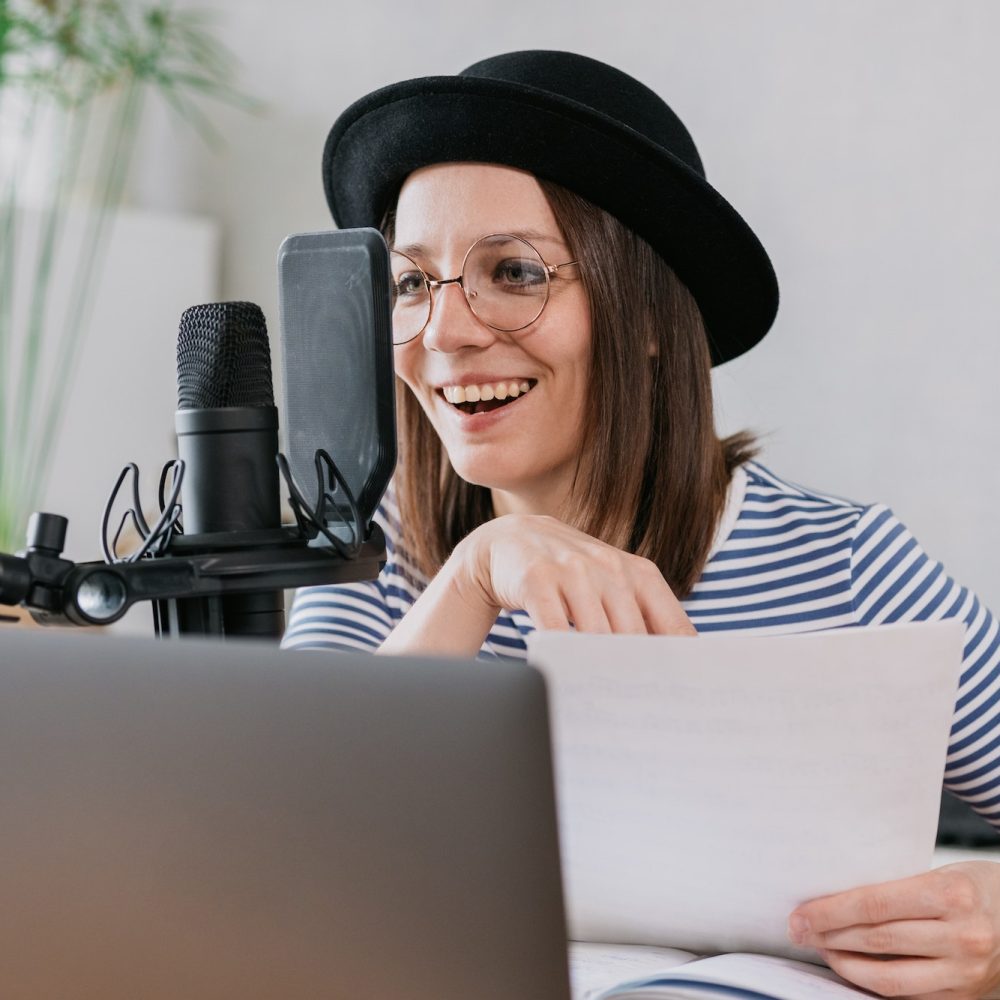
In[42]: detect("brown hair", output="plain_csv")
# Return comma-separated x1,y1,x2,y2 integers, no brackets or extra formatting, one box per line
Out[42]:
389,179,756,598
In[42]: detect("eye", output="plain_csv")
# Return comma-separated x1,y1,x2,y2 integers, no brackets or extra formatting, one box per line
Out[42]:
393,271,426,298
493,257,547,290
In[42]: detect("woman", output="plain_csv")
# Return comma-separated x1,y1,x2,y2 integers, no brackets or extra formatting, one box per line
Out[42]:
285,50,1000,998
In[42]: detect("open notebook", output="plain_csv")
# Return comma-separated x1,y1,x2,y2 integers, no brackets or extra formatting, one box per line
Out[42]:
571,944,866,999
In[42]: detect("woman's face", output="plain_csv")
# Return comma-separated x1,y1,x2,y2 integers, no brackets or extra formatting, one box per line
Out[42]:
392,163,592,514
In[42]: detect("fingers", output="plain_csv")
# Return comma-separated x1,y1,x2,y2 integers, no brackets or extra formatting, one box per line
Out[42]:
602,592,651,634
819,951,959,998
790,871,962,939
789,867,1000,999
557,561,692,636
595,569,654,633
529,573,647,634
523,588,572,632
565,551,693,637
560,578,614,634
637,570,698,636
815,919,952,958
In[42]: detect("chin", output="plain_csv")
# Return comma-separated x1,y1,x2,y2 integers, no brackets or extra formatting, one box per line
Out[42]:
447,453,528,494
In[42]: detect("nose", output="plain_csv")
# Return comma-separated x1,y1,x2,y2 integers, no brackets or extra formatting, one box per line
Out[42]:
420,279,498,353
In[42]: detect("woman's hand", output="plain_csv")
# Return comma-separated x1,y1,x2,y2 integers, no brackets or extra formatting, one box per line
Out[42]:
455,513,696,635
788,862,1000,998
380,513,693,657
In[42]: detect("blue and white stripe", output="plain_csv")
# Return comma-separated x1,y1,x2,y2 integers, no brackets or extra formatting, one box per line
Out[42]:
283,461,1000,828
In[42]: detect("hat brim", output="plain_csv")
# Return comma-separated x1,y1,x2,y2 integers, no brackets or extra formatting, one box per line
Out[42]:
323,75,778,366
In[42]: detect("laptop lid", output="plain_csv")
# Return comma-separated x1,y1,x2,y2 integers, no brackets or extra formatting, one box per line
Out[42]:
0,628,571,1000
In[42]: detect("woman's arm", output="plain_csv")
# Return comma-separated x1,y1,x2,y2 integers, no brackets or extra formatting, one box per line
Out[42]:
376,536,501,656
786,506,1000,997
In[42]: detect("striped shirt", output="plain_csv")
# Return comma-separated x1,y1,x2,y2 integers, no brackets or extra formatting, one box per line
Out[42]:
284,460,1000,828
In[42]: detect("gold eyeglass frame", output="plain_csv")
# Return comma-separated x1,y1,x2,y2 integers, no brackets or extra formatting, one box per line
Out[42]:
388,233,579,345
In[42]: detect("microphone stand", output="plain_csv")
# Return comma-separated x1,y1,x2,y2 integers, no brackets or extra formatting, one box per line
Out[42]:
0,450,386,640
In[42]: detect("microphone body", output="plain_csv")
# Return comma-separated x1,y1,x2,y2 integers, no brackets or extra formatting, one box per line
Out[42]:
169,302,285,639
175,407,280,534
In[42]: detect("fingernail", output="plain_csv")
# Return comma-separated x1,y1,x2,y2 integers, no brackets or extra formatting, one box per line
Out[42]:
787,914,810,943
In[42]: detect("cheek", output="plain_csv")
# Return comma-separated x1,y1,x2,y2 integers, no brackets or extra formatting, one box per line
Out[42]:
392,345,432,410
551,291,592,368
391,342,417,389
392,348,434,421
550,305,593,403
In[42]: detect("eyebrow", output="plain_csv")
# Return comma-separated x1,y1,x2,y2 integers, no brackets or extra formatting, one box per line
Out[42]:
391,230,567,260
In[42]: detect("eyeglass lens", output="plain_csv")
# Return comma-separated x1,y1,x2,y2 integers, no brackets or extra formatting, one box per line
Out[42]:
389,235,551,345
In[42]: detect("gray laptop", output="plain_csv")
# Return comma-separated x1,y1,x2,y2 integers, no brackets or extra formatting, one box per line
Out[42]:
0,627,571,999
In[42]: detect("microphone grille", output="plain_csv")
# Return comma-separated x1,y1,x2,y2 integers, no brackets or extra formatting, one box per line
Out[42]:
177,302,275,409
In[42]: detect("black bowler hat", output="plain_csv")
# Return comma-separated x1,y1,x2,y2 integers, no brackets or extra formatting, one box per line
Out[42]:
323,49,778,365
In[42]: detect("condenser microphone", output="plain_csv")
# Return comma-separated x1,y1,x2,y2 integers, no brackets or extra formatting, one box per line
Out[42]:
0,230,395,634
174,301,284,637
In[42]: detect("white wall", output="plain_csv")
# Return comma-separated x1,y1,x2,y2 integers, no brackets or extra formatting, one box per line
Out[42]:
31,207,220,634
122,0,999,608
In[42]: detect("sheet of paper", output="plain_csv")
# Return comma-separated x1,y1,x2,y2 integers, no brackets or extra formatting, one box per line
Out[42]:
528,621,964,958
569,942,696,999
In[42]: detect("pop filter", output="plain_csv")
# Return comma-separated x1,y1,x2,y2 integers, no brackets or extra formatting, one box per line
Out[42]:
278,229,396,537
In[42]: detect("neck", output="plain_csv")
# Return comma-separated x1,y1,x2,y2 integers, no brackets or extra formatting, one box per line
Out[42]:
484,450,585,519
490,477,573,520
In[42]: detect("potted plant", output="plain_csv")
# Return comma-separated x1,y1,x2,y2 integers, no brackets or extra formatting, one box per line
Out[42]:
0,0,255,554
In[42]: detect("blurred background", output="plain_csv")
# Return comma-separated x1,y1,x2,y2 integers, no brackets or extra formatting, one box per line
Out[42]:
2,0,998,635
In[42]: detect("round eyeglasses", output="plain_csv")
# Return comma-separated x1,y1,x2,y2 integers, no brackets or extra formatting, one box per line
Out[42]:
389,234,578,346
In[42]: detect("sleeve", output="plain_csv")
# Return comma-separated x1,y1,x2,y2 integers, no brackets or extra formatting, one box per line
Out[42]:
281,490,420,653
851,504,1000,829
281,579,395,652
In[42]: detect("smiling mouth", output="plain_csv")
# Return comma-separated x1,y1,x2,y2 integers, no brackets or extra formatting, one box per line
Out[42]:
439,379,537,415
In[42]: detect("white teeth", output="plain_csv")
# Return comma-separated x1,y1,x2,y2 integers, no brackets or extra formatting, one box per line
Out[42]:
441,379,535,406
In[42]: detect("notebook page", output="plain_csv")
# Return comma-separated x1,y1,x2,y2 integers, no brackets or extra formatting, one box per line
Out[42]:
529,622,963,958
569,941,696,1000
605,952,868,999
